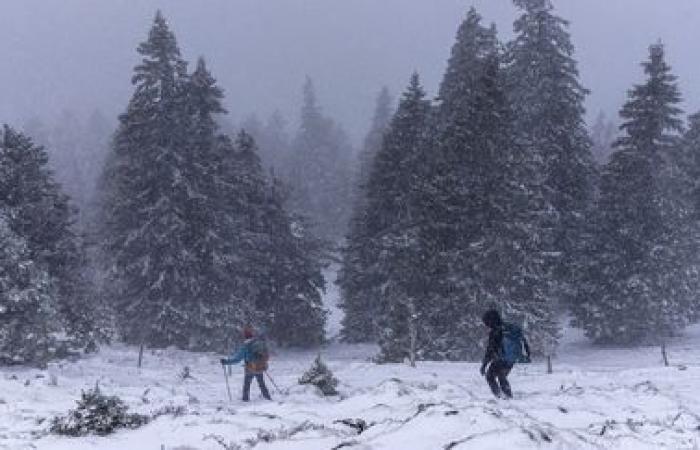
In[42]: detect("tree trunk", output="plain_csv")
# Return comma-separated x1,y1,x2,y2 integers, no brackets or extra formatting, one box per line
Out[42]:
137,343,145,369
661,343,669,367
547,355,553,374
408,299,417,368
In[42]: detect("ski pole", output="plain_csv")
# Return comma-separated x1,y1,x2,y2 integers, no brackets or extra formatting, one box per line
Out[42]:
222,364,233,402
265,372,283,395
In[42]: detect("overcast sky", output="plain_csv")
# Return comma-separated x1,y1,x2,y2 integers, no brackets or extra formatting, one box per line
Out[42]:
1,0,699,144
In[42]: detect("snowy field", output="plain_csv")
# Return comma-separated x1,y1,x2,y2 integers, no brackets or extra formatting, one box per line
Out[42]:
1,322,700,450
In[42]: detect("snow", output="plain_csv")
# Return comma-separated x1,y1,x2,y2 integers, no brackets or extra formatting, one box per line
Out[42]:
323,263,343,340
2,323,700,450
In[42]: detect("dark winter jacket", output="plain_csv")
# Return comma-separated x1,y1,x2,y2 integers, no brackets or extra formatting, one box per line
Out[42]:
482,325,504,366
482,324,532,366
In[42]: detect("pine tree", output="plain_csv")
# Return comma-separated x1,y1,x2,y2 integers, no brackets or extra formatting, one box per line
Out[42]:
572,43,699,344
507,0,597,310
591,111,617,165
287,77,354,241
411,8,555,359
241,112,291,175
100,11,199,348
0,125,102,352
357,87,393,186
181,57,252,351
339,74,430,346
258,174,327,347
0,213,57,367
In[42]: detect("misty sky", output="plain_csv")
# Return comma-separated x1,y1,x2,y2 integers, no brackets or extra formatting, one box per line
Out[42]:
1,0,699,145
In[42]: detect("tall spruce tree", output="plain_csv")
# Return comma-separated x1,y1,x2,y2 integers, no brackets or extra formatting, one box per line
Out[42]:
100,12,202,348
216,131,327,347
571,44,699,344
0,125,102,352
339,74,430,345
507,0,597,309
287,77,354,241
409,8,555,360
357,87,393,186
591,111,617,165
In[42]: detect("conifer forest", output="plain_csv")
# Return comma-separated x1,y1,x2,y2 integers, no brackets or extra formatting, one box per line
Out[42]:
2,2,700,449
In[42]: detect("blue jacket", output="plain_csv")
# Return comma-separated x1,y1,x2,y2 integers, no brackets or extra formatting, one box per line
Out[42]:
222,338,255,366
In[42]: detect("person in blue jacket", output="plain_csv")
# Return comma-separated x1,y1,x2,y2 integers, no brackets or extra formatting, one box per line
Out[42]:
220,326,271,402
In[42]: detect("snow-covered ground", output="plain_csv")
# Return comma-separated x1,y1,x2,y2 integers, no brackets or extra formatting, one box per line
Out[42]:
2,323,700,450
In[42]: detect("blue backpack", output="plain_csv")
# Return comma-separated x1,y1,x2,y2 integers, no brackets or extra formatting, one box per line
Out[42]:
501,323,527,364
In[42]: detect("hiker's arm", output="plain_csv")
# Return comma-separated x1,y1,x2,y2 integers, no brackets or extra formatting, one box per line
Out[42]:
481,331,498,370
222,347,246,365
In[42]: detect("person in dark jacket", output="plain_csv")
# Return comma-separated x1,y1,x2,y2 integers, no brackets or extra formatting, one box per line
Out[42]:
480,309,530,399
221,326,271,402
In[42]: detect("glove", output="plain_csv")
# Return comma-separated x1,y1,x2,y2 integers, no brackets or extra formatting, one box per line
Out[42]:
220,358,229,366
479,363,487,376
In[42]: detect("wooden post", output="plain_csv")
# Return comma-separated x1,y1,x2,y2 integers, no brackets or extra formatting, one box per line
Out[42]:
408,299,417,368
661,343,669,367
137,343,145,369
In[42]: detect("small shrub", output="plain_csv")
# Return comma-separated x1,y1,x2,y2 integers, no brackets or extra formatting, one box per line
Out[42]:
299,354,339,396
50,385,149,436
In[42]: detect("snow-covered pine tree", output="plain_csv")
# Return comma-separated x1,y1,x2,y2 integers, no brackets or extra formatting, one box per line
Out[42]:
180,57,252,351
240,112,292,176
414,8,555,359
507,0,597,310
0,125,102,352
357,87,393,189
286,77,354,241
339,73,431,351
571,43,699,344
100,11,203,349
0,213,58,367
591,111,617,165
257,174,327,347
336,88,394,344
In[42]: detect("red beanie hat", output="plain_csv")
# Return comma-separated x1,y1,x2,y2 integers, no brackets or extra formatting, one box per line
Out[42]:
243,326,254,339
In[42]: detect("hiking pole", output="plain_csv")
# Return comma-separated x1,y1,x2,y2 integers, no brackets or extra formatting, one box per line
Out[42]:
265,372,283,395
222,364,233,402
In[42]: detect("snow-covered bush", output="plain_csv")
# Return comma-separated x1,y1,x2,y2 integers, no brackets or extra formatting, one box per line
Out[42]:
50,385,149,436
299,354,339,396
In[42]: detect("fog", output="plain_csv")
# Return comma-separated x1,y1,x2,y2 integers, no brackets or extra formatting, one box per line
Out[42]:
1,0,700,142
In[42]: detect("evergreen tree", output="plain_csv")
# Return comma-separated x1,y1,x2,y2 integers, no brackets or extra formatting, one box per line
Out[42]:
507,0,597,310
218,131,327,347
572,43,699,344
591,111,617,165
0,213,57,367
339,74,430,344
241,111,291,175
258,174,327,346
357,87,393,186
0,125,102,351
412,8,555,359
287,77,354,241
262,111,291,173
100,11,199,348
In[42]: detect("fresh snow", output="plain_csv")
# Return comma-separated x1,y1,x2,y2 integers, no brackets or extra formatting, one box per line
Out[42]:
2,325,700,449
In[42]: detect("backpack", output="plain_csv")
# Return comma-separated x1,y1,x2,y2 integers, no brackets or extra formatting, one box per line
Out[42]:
246,338,269,372
501,323,527,365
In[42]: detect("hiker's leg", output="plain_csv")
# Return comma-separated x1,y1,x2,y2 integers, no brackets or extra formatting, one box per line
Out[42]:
242,373,253,401
485,363,501,397
498,363,513,399
256,373,272,400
